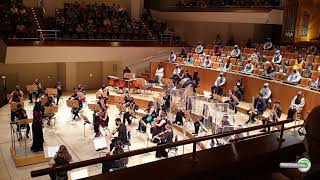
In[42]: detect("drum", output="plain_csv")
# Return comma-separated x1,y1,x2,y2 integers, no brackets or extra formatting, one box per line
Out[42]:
107,76,120,87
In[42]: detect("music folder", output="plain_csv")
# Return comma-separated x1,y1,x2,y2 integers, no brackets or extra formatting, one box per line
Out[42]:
88,104,101,111
26,85,38,92
66,100,79,108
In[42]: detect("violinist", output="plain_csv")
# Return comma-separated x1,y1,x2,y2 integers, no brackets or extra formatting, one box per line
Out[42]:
93,109,102,137
29,79,42,103
137,101,157,133
10,86,24,122
68,90,82,120
97,95,109,128
11,85,24,100
151,108,168,138
54,81,63,105
110,118,128,151
123,94,136,125
43,93,55,126
154,124,174,158
15,104,30,140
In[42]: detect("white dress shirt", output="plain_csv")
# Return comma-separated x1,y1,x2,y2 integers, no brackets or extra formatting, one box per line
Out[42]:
272,54,282,64
195,45,204,54
244,63,254,74
287,72,301,83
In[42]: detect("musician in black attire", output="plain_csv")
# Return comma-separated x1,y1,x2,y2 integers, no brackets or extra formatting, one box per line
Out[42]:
29,79,42,103
151,109,168,138
246,93,266,124
102,141,128,173
123,95,136,125
49,145,72,180
93,109,101,137
162,91,171,111
10,89,23,122
68,91,82,119
137,101,157,133
193,71,200,87
54,81,63,105
174,110,185,125
15,104,30,140
154,124,174,158
110,118,128,151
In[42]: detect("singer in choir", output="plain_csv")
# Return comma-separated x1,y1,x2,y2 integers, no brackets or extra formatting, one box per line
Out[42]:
260,83,272,104
110,118,128,151
195,42,204,54
263,38,273,50
54,81,63,105
272,50,282,64
246,93,266,124
155,64,164,84
211,73,226,97
168,51,177,62
286,69,302,84
287,91,305,120
154,124,173,158
231,45,241,58
201,55,212,68
29,79,42,103
261,100,282,132
242,60,254,74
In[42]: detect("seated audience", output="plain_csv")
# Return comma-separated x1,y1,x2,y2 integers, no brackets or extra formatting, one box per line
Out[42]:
172,65,182,85
110,118,128,151
261,100,282,132
195,42,204,54
201,55,212,68
263,37,273,50
211,73,226,97
245,38,254,48
250,50,260,61
262,62,276,78
185,54,195,65
49,145,72,180
231,45,241,58
223,59,232,71
213,34,222,46
213,46,222,56
286,69,301,84
307,45,318,55
293,54,304,69
260,83,272,104
236,78,244,95
246,93,266,124
311,76,320,89
243,60,254,74
272,50,282,64
287,91,305,120
155,64,164,84
168,51,177,62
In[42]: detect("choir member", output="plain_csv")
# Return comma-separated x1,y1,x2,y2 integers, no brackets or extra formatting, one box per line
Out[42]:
195,42,204,54
54,81,63,105
168,51,177,62
174,109,185,125
287,91,305,120
155,64,164,84
15,104,30,140
231,45,241,58
286,69,302,84
110,118,128,151
31,102,44,152
137,101,157,133
201,55,212,68
211,73,226,97
260,83,272,104
154,124,173,158
243,60,254,74
49,145,72,180
246,93,266,124
311,76,320,89
185,54,195,65
29,79,42,103
223,59,232,72
261,100,282,132
272,50,282,64
263,37,273,50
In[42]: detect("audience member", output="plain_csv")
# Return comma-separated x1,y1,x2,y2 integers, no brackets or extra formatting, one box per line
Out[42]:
168,51,177,62
185,54,195,65
231,45,241,58
287,91,305,120
286,69,301,84
260,83,272,104
195,42,204,54
243,60,254,74
272,50,282,64
155,64,164,84
201,55,212,68
211,73,226,97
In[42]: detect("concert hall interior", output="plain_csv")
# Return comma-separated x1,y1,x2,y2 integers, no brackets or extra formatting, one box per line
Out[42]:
1,0,320,180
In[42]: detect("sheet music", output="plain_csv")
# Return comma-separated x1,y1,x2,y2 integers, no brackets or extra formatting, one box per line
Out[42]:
46,146,60,158
93,137,108,151
70,169,88,180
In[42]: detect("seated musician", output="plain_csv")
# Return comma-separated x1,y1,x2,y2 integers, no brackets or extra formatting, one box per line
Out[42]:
242,60,254,74
246,93,266,124
261,100,282,132
201,55,212,68
286,69,301,84
29,79,42,103
14,104,30,140
222,59,232,72
10,87,24,122
195,42,204,54
68,90,82,120
174,109,185,125
193,71,200,87
172,64,182,85
123,94,136,125
216,114,231,134
184,70,192,79
155,64,164,84
153,124,174,158
162,90,171,111
263,37,273,50
98,84,109,94
102,141,128,173
287,91,305,120
43,95,55,126
224,87,242,114
272,50,282,64
293,54,304,69
230,45,241,58
213,45,222,56
110,118,128,151
98,95,109,128
260,83,272,104
168,51,177,62
77,85,87,102
185,54,195,65
137,101,157,133
54,81,63,105
311,76,320,89
211,73,226,97
236,78,245,95
151,108,168,138
262,62,276,79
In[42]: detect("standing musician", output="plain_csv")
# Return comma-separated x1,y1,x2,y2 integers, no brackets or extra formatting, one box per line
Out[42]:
153,124,174,158
54,81,63,105
174,109,185,125
261,100,282,132
110,118,128,151
10,86,24,122
29,79,42,103
211,73,226,97
14,104,30,140
151,108,168,138
97,95,109,128
246,93,266,124
42,93,55,126
137,101,158,133
68,90,82,120
162,91,171,111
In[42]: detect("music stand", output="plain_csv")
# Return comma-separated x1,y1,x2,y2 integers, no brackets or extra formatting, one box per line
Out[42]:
10,102,24,110
46,88,58,96
66,100,80,122
88,104,101,111
79,114,92,140
45,145,60,158
70,169,88,180
26,85,38,92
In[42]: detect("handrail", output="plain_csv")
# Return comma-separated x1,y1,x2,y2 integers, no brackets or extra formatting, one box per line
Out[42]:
31,118,295,178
